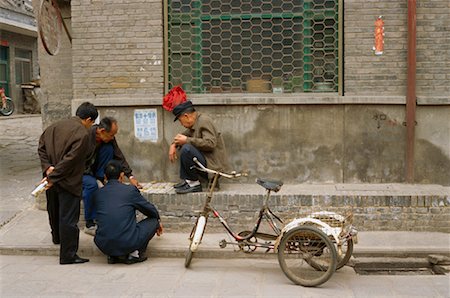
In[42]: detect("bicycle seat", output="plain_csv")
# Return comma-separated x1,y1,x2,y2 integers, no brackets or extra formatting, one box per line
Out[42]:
256,178,283,192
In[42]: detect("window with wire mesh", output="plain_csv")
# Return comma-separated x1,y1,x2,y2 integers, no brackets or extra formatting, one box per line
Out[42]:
167,0,338,94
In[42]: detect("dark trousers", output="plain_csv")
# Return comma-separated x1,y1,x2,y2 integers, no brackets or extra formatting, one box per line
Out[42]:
179,144,208,181
83,143,114,222
136,217,160,256
46,187,81,262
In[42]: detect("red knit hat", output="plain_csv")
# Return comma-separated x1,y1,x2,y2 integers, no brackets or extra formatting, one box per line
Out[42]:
162,86,187,112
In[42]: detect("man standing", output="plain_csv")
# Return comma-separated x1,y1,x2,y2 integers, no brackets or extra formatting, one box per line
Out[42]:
93,160,163,264
169,100,229,194
82,116,141,234
38,102,98,264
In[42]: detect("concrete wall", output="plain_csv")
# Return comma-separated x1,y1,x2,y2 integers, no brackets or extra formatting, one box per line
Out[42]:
40,0,450,185
33,0,73,127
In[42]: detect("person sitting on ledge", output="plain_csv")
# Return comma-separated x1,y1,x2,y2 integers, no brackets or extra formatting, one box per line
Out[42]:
168,98,229,194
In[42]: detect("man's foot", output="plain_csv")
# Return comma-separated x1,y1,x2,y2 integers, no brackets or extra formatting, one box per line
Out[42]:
107,255,128,264
125,255,148,265
84,224,97,236
175,184,202,194
60,255,90,265
173,180,188,189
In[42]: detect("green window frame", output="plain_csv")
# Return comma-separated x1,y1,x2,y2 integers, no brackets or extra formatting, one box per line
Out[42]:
15,48,32,85
165,0,341,94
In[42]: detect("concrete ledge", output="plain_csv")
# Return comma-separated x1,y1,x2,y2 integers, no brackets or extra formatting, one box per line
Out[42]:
141,183,450,233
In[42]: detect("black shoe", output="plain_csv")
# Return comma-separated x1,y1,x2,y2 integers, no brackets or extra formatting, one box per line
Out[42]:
175,184,202,194
107,255,128,264
60,255,90,265
125,255,148,265
173,181,188,189
86,220,96,228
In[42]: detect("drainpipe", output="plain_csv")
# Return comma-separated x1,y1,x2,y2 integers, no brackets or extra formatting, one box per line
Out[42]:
406,0,417,183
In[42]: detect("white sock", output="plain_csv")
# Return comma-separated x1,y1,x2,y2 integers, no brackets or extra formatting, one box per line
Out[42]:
186,180,200,187
129,250,139,258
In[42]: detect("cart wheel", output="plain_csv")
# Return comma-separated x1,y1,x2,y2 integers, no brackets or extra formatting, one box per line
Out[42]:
277,225,337,287
336,238,353,270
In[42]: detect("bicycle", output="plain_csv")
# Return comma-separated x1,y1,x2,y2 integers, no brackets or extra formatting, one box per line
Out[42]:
184,158,357,287
0,88,14,116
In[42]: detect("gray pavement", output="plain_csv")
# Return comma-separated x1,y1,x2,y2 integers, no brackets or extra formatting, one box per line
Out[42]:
1,255,449,297
1,115,450,297
0,115,42,227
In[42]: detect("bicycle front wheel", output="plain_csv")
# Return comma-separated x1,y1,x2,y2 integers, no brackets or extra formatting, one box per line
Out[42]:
185,215,206,268
277,225,337,287
0,97,14,116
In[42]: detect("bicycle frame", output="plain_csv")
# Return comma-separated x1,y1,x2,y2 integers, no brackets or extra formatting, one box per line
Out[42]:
191,159,283,250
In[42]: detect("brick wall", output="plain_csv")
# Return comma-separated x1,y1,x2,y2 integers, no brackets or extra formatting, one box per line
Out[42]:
144,192,450,233
345,1,450,99
344,0,408,95
71,0,164,100
416,1,450,97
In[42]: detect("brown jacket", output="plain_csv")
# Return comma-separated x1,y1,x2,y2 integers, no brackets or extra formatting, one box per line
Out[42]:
183,112,229,171
38,116,91,196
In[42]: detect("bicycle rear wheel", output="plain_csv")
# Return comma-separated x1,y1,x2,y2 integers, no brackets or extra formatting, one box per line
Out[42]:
0,97,14,116
277,225,337,287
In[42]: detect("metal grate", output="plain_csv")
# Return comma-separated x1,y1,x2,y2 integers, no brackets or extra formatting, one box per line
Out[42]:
167,0,339,94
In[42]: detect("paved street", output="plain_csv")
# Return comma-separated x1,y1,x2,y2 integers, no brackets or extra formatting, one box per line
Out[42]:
0,115,42,226
1,255,449,298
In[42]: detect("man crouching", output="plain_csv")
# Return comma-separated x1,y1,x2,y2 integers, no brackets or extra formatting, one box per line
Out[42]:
93,160,163,264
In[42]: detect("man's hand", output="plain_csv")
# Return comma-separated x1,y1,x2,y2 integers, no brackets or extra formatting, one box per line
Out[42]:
129,176,142,189
44,166,55,189
173,134,187,146
169,143,178,163
156,222,164,236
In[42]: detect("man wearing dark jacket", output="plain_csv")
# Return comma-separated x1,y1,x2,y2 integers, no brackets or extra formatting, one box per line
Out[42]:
82,116,141,234
38,102,98,265
93,160,163,264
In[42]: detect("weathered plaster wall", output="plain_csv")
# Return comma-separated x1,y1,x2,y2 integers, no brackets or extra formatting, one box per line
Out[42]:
33,0,72,127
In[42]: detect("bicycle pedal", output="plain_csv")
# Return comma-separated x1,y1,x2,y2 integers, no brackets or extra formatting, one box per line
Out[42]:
219,239,227,248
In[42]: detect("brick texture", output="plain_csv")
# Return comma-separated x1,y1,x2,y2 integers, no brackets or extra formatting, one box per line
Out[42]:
71,0,164,100
344,0,450,97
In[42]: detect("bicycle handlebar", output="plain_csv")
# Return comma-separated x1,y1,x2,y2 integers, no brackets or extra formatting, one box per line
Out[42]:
192,157,247,179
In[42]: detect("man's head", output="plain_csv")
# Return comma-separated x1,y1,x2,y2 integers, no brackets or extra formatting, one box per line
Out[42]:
76,102,98,128
104,160,124,181
97,117,118,143
173,100,197,128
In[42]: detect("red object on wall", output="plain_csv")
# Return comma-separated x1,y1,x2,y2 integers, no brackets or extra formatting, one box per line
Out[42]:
373,16,385,55
0,40,8,46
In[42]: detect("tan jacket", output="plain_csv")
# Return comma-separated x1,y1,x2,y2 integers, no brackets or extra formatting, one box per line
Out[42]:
182,112,229,171
38,116,90,196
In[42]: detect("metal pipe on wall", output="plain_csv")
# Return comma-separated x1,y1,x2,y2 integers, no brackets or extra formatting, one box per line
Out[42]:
406,0,417,183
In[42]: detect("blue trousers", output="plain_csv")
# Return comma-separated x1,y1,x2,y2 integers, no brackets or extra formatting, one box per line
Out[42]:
179,144,208,181
82,143,114,222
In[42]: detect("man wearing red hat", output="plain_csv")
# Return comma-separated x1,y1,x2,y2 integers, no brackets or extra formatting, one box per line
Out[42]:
163,88,228,194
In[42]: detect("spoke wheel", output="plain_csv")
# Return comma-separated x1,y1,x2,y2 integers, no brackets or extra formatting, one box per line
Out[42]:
336,238,353,270
278,226,337,287
0,97,14,116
